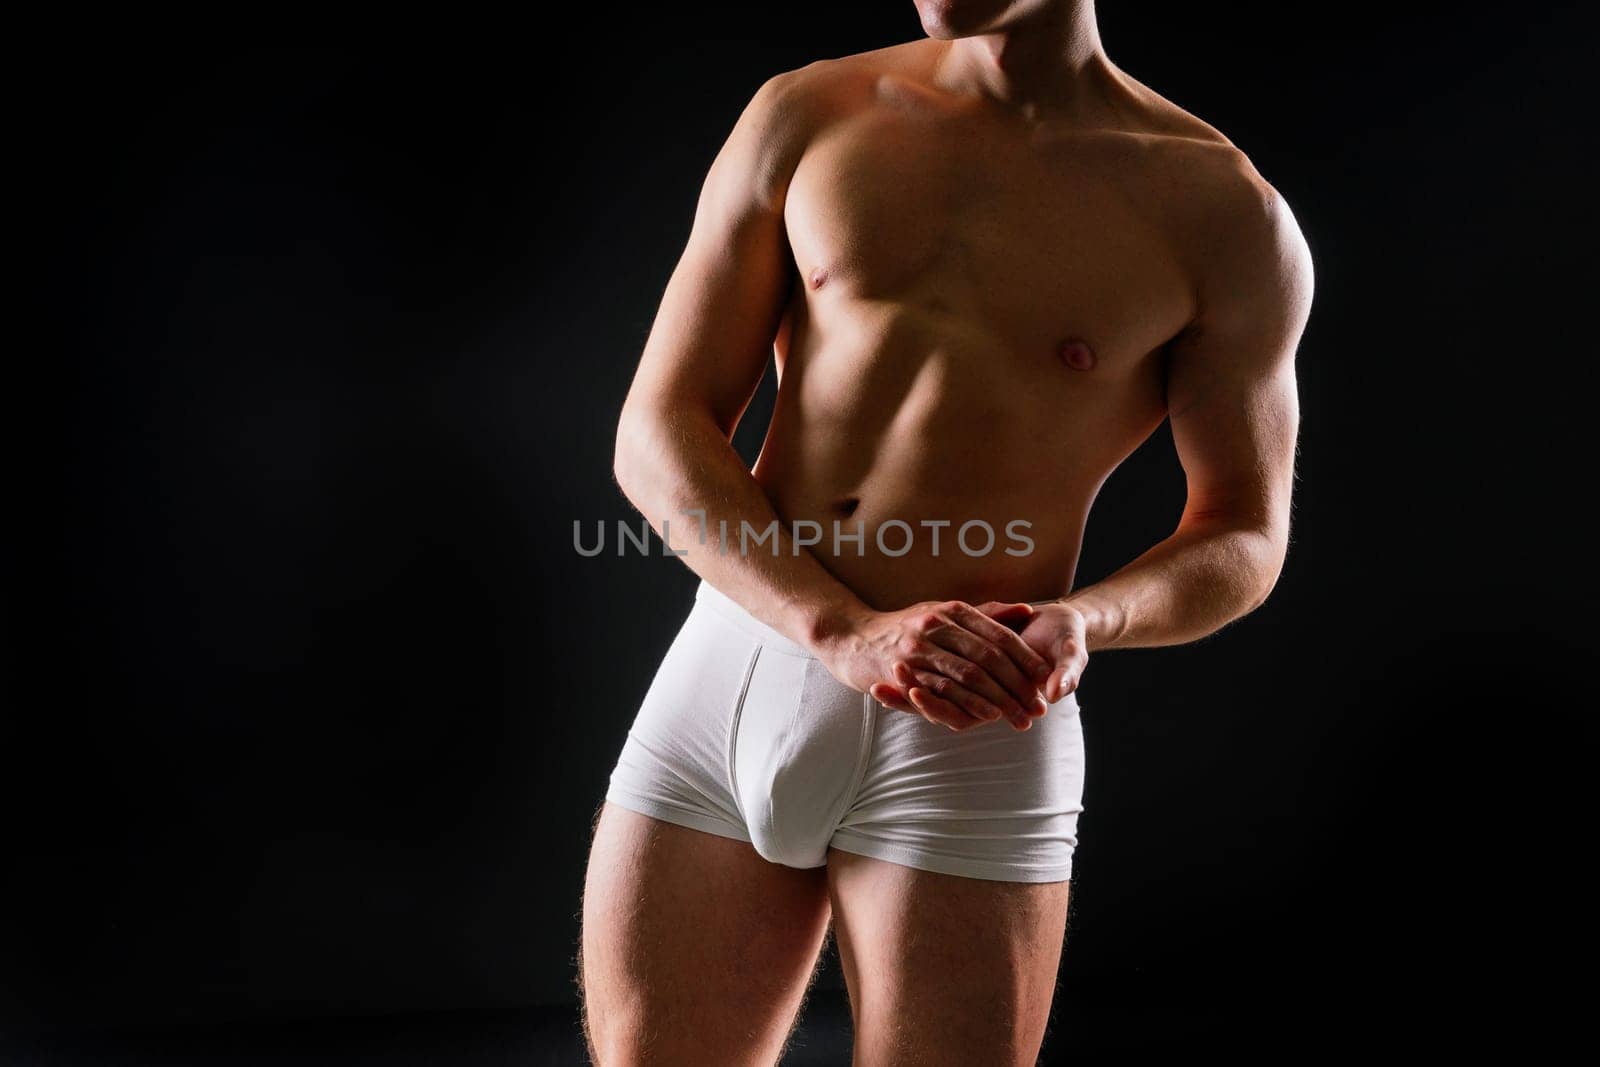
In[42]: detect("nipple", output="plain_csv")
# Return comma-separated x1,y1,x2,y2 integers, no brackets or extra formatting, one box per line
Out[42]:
1058,338,1097,371
809,266,829,290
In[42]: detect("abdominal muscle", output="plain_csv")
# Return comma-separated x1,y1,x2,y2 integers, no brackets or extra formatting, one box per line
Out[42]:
751,298,1157,612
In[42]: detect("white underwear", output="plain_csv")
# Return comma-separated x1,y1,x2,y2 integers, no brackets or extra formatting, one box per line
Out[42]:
604,580,1088,883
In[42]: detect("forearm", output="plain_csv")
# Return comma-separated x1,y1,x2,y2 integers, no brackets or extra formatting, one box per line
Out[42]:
613,404,871,651
1061,520,1285,652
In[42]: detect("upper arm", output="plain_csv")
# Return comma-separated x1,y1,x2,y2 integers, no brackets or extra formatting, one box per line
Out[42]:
1165,170,1315,548
619,67,820,440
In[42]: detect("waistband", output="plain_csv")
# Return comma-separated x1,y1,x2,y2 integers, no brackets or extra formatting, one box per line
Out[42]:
694,579,816,657
692,579,1066,660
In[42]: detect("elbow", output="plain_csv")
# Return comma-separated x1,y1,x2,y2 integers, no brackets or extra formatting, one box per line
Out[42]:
1245,564,1281,615
1180,509,1290,620
610,434,634,500
611,404,657,507
1241,527,1289,614
613,396,727,507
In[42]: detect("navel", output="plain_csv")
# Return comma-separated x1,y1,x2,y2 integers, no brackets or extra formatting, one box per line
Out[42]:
1057,338,1097,371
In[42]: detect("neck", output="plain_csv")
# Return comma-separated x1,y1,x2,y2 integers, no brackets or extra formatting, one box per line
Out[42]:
932,0,1110,121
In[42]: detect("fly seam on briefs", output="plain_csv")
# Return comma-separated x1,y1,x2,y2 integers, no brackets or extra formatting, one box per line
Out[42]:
833,690,878,826
724,643,762,827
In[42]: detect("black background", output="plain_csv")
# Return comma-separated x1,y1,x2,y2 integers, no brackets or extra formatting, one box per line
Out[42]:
8,1,1593,1055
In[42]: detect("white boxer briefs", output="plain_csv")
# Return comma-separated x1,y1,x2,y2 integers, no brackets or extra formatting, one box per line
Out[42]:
604,579,1088,883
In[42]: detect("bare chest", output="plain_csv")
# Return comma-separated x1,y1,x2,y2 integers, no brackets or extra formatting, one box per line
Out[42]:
783,103,1195,376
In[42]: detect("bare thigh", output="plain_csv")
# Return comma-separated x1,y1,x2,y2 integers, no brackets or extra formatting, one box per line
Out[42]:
579,802,835,1066
826,846,1072,1067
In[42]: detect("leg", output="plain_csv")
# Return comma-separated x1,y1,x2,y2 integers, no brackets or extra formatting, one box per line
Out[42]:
826,846,1072,1066
579,801,834,1066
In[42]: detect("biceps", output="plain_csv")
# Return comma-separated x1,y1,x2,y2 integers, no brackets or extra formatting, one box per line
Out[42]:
629,204,795,436
623,76,805,438
1169,360,1300,532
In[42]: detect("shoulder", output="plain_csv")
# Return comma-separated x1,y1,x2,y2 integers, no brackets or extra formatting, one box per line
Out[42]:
1159,149,1314,373
1073,67,1312,284
1198,152,1313,328
1131,129,1314,336
1096,77,1314,348
1101,66,1307,251
729,53,890,208
746,42,917,128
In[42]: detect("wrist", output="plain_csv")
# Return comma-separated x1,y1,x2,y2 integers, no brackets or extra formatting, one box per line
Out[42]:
1058,594,1124,651
800,596,874,657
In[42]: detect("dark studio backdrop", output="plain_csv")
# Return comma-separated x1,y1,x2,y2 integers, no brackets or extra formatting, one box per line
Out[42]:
7,1,1592,1056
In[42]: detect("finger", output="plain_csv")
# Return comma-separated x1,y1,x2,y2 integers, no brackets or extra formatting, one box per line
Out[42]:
908,665,1032,732
870,681,916,712
902,646,1024,729
1048,665,1079,703
924,623,1048,719
895,662,994,728
894,662,994,726
907,685,985,732
901,666,1004,727
975,600,1035,629
946,603,1054,686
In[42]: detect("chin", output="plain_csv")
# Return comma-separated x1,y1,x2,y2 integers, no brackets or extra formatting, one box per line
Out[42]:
913,0,1018,38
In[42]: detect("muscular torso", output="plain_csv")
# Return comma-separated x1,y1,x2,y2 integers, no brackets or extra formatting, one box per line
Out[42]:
750,42,1228,609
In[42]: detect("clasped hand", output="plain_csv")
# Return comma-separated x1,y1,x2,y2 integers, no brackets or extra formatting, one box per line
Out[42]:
817,599,1088,732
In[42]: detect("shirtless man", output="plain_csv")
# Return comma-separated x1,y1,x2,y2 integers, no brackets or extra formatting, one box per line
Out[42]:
579,1,1313,1062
